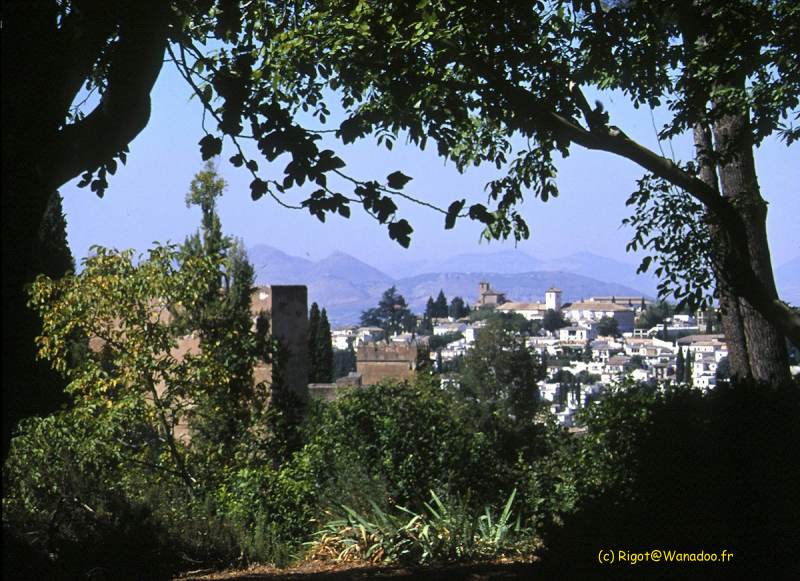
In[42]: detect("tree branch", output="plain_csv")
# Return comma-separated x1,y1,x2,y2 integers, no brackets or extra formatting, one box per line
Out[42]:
49,1,171,189
496,82,800,345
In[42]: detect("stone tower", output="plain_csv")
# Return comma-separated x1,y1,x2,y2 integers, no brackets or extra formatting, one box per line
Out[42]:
545,287,562,311
251,285,309,401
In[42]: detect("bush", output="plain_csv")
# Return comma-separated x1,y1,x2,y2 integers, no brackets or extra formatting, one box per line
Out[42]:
296,376,578,550
540,379,800,579
306,489,537,566
4,375,580,575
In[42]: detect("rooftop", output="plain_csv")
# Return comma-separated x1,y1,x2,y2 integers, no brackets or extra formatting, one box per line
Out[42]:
564,300,635,312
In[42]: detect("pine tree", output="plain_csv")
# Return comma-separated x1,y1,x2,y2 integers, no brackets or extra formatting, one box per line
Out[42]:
316,308,334,382
421,296,436,333
360,286,414,336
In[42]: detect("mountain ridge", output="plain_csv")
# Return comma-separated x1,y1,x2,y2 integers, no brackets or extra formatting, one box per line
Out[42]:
249,244,654,326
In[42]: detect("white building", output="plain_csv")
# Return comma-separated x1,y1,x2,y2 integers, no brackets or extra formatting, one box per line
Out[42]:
563,300,636,332
496,301,548,321
433,321,468,336
331,326,357,350
546,287,563,311
559,325,597,343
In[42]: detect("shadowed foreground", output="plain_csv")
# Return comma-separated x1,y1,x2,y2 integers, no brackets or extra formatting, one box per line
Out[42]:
178,561,544,581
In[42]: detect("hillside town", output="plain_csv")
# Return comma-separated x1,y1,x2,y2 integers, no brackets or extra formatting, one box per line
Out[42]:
322,281,743,426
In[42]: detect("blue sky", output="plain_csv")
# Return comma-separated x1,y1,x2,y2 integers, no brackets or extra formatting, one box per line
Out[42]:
61,65,799,273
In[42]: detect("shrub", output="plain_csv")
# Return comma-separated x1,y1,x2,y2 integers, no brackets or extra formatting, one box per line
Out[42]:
306,489,537,566
540,379,800,578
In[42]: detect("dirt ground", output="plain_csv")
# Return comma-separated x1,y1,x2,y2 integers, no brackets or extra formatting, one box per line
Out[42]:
175,560,546,581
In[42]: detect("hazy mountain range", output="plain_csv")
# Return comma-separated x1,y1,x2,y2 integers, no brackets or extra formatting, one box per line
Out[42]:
249,245,662,325
249,244,800,325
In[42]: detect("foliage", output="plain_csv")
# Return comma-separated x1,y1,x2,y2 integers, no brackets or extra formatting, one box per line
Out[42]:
676,348,686,382
31,191,75,280
433,290,449,318
260,0,799,338
542,309,568,333
715,355,730,383
332,338,357,380
460,319,544,422
428,331,464,353
595,316,619,337
543,379,800,578
177,164,266,470
307,489,535,566
308,303,334,383
28,245,229,490
470,309,534,335
360,286,416,337
635,300,675,330
623,179,714,312
448,296,470,319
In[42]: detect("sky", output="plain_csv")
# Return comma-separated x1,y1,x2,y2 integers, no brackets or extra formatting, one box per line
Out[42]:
61,64,799,274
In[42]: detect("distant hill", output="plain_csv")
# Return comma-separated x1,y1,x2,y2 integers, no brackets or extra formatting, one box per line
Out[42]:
385,249,659,296
248,244,315,281
776,257,800,306
249,244,651,326
537,251,659,297
313,251,392,282
386,249,545,278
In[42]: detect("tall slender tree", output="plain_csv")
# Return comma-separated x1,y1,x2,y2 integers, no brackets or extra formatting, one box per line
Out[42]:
178,163,258,463
675,348,686,383
434,290,449,318
316,308,334,383
684,351,695,385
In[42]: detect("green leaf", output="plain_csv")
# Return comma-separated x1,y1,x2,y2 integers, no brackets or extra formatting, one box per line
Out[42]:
199,135,222,160
387,171,412,189
445,199,465,230
250,178,268,200
388,219,413,248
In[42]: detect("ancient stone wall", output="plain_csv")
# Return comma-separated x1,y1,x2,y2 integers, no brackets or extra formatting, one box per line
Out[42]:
357,342,419,385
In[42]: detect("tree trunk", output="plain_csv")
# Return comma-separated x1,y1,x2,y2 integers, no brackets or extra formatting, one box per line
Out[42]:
693,124,754,381
711,114,791,385
2,1,170,460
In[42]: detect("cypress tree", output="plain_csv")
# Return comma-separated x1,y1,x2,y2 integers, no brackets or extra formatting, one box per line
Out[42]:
434,290,448,318
675,348,685,382
424,296,436,319
684,350,694,384
316,308,334,383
